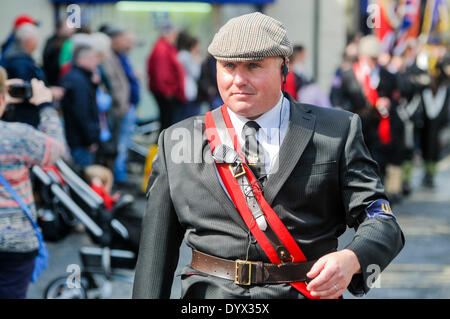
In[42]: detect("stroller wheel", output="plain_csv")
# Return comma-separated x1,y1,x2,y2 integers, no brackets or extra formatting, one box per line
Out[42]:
43,276,88,299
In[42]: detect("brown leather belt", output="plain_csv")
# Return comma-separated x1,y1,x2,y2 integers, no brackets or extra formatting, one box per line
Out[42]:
190,250,316,286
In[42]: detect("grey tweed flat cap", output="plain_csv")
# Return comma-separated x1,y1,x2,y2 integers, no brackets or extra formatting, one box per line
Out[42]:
208,12,293,61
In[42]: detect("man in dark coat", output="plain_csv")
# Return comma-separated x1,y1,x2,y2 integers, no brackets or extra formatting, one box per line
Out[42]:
330,35,398,178
42,20,74,87
133,13,404,299
60,45,100,169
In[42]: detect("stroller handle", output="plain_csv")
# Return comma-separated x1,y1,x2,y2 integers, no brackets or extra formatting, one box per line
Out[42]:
55,159,104,208
50,184,104,238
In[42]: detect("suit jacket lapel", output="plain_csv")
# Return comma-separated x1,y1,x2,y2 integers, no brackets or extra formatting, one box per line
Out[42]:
263,98,316,205
199,98,315,229
199,135,249,230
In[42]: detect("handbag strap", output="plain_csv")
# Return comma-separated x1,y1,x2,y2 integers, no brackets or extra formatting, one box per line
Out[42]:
0,172,40,231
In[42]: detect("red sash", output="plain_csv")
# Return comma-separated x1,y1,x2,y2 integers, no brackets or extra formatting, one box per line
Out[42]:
205,105,318,299
353,61,392,145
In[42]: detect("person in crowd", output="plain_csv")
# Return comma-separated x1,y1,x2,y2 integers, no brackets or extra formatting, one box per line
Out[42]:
100,27,129,172
0,14,39,65
176,30,202,122
377,53,409,202
285,45,332,108
133,12,404,300
330,35,360,109
284,45,307,100
58,26,92,79
60,45,100,170
330,35,398,180
394,44,429,195
394,53,427,195
102,26,130,119
102,26,140,186
147,22,185,131
197,54,223,110
1,23,46,128
114,30,140,186
42,19,74,87
90,32,115,169
0,69,66,299
84,164,120,211
418,45,450,188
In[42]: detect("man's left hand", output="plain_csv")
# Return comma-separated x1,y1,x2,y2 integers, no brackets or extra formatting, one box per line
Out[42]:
306,249,361,299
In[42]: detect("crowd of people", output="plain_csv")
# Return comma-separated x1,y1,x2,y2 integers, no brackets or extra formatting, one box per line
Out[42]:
146,21,222,130
0,15,226,187
0,15,139,190
0,14,227,298
0,15,143,298
328,34,450,201
284,32,450,202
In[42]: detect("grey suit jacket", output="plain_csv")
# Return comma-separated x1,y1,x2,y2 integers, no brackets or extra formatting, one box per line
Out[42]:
132,95,405,299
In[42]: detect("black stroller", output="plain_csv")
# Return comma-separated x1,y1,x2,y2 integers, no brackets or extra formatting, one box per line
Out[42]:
31,159,142,299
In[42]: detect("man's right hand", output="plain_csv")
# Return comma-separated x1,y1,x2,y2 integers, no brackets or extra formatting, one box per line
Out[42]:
29,79,53,106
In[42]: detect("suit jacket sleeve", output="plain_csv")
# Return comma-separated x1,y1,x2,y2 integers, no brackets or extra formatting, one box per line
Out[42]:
132,130,184,299
339,113,405,296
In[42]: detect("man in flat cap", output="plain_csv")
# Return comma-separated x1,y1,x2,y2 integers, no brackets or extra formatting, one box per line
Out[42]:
133,12,404,299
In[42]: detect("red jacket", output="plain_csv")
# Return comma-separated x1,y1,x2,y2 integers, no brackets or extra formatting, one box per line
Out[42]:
146,37,186,102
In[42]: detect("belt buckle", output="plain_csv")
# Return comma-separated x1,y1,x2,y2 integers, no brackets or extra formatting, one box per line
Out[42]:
229,163,246,178
234,260,252,286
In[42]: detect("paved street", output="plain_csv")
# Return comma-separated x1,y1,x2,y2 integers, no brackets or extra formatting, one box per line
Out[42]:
28,154,450,299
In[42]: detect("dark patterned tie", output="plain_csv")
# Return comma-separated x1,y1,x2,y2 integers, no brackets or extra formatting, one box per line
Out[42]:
242,121,266,182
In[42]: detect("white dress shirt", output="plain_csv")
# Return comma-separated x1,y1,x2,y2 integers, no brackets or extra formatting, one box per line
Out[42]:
227,93,290,175
214,93,291,200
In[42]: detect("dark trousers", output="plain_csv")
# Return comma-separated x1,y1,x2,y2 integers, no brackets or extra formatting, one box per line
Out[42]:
0,256,35,299
154,93,182,131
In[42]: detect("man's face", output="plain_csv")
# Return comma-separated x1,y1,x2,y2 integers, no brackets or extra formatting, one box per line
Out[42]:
165,29,178,46
217,57,284,120
79,51,100,72
24,36,38,54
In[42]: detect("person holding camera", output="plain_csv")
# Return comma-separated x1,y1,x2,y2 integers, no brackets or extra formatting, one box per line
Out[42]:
1,23,47,128
0,67,66,299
